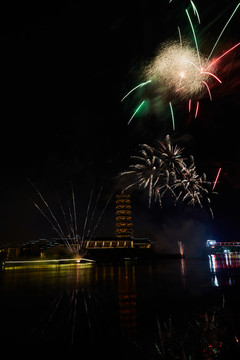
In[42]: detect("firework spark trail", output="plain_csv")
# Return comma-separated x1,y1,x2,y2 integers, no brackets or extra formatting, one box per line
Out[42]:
58,199,74,252
184,59,200,71
59,196,78,253
148,174,153,208
57,189,79,253
32,201,64,239
67,199,76,239
212,167,222,190
128,100,146,125
71,184,78,240
80,189,94,252
188,99,192,112
177,26,182,47
28,178,66,239
200,71,222,83
185,8,201,67
69,192,84,252
201,81,212,100
207,3,240,61
121,80,151,102
184,59,201,72
169,101,175,131
195,101,199,118
89,193,113,240
206,42,240,69
33,200,77,254
190,0,201,24
87,185,103,237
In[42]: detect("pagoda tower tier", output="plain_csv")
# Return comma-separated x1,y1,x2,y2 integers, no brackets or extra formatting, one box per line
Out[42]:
115,192,134,238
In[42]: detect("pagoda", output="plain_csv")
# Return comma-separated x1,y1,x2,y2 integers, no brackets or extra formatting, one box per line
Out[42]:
115,191,134,238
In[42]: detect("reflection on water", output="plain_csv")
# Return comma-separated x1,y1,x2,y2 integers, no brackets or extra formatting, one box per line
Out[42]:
1,257,240,358
118,265,137,339
209,253,240,286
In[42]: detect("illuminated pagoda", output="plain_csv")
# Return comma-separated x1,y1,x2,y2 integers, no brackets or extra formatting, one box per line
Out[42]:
115,191,134,238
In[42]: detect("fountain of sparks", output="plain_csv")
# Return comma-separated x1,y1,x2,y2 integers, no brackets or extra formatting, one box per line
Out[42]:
29,180,112,261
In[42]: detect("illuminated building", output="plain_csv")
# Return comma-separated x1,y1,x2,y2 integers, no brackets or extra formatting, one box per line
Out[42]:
206,240,240,253
115,191,134,238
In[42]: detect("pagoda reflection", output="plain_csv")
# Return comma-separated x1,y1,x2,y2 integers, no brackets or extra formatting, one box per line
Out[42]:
117,264,137,339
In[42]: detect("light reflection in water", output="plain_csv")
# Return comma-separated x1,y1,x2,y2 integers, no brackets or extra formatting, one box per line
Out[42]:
118,264,137,339
2,259,240,357
180,257,186,287
208,252,240,286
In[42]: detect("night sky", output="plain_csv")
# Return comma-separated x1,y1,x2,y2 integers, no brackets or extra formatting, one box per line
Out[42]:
1,1,240,246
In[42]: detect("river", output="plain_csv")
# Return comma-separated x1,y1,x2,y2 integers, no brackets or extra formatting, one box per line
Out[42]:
1,254,240,359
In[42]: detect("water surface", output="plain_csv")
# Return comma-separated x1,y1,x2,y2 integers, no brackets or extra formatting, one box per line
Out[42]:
1,255,240,358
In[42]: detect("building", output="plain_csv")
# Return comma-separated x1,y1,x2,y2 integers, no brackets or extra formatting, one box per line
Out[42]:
115,192,134,238
206,240,240,253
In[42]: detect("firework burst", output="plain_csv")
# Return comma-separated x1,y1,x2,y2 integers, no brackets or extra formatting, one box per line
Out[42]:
119,135,216,216
173,155,215,217
119,144,163,207
145,41,212,100
122,2,240,125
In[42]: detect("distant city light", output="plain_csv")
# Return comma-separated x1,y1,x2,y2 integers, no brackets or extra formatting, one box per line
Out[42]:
206,240,216,247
